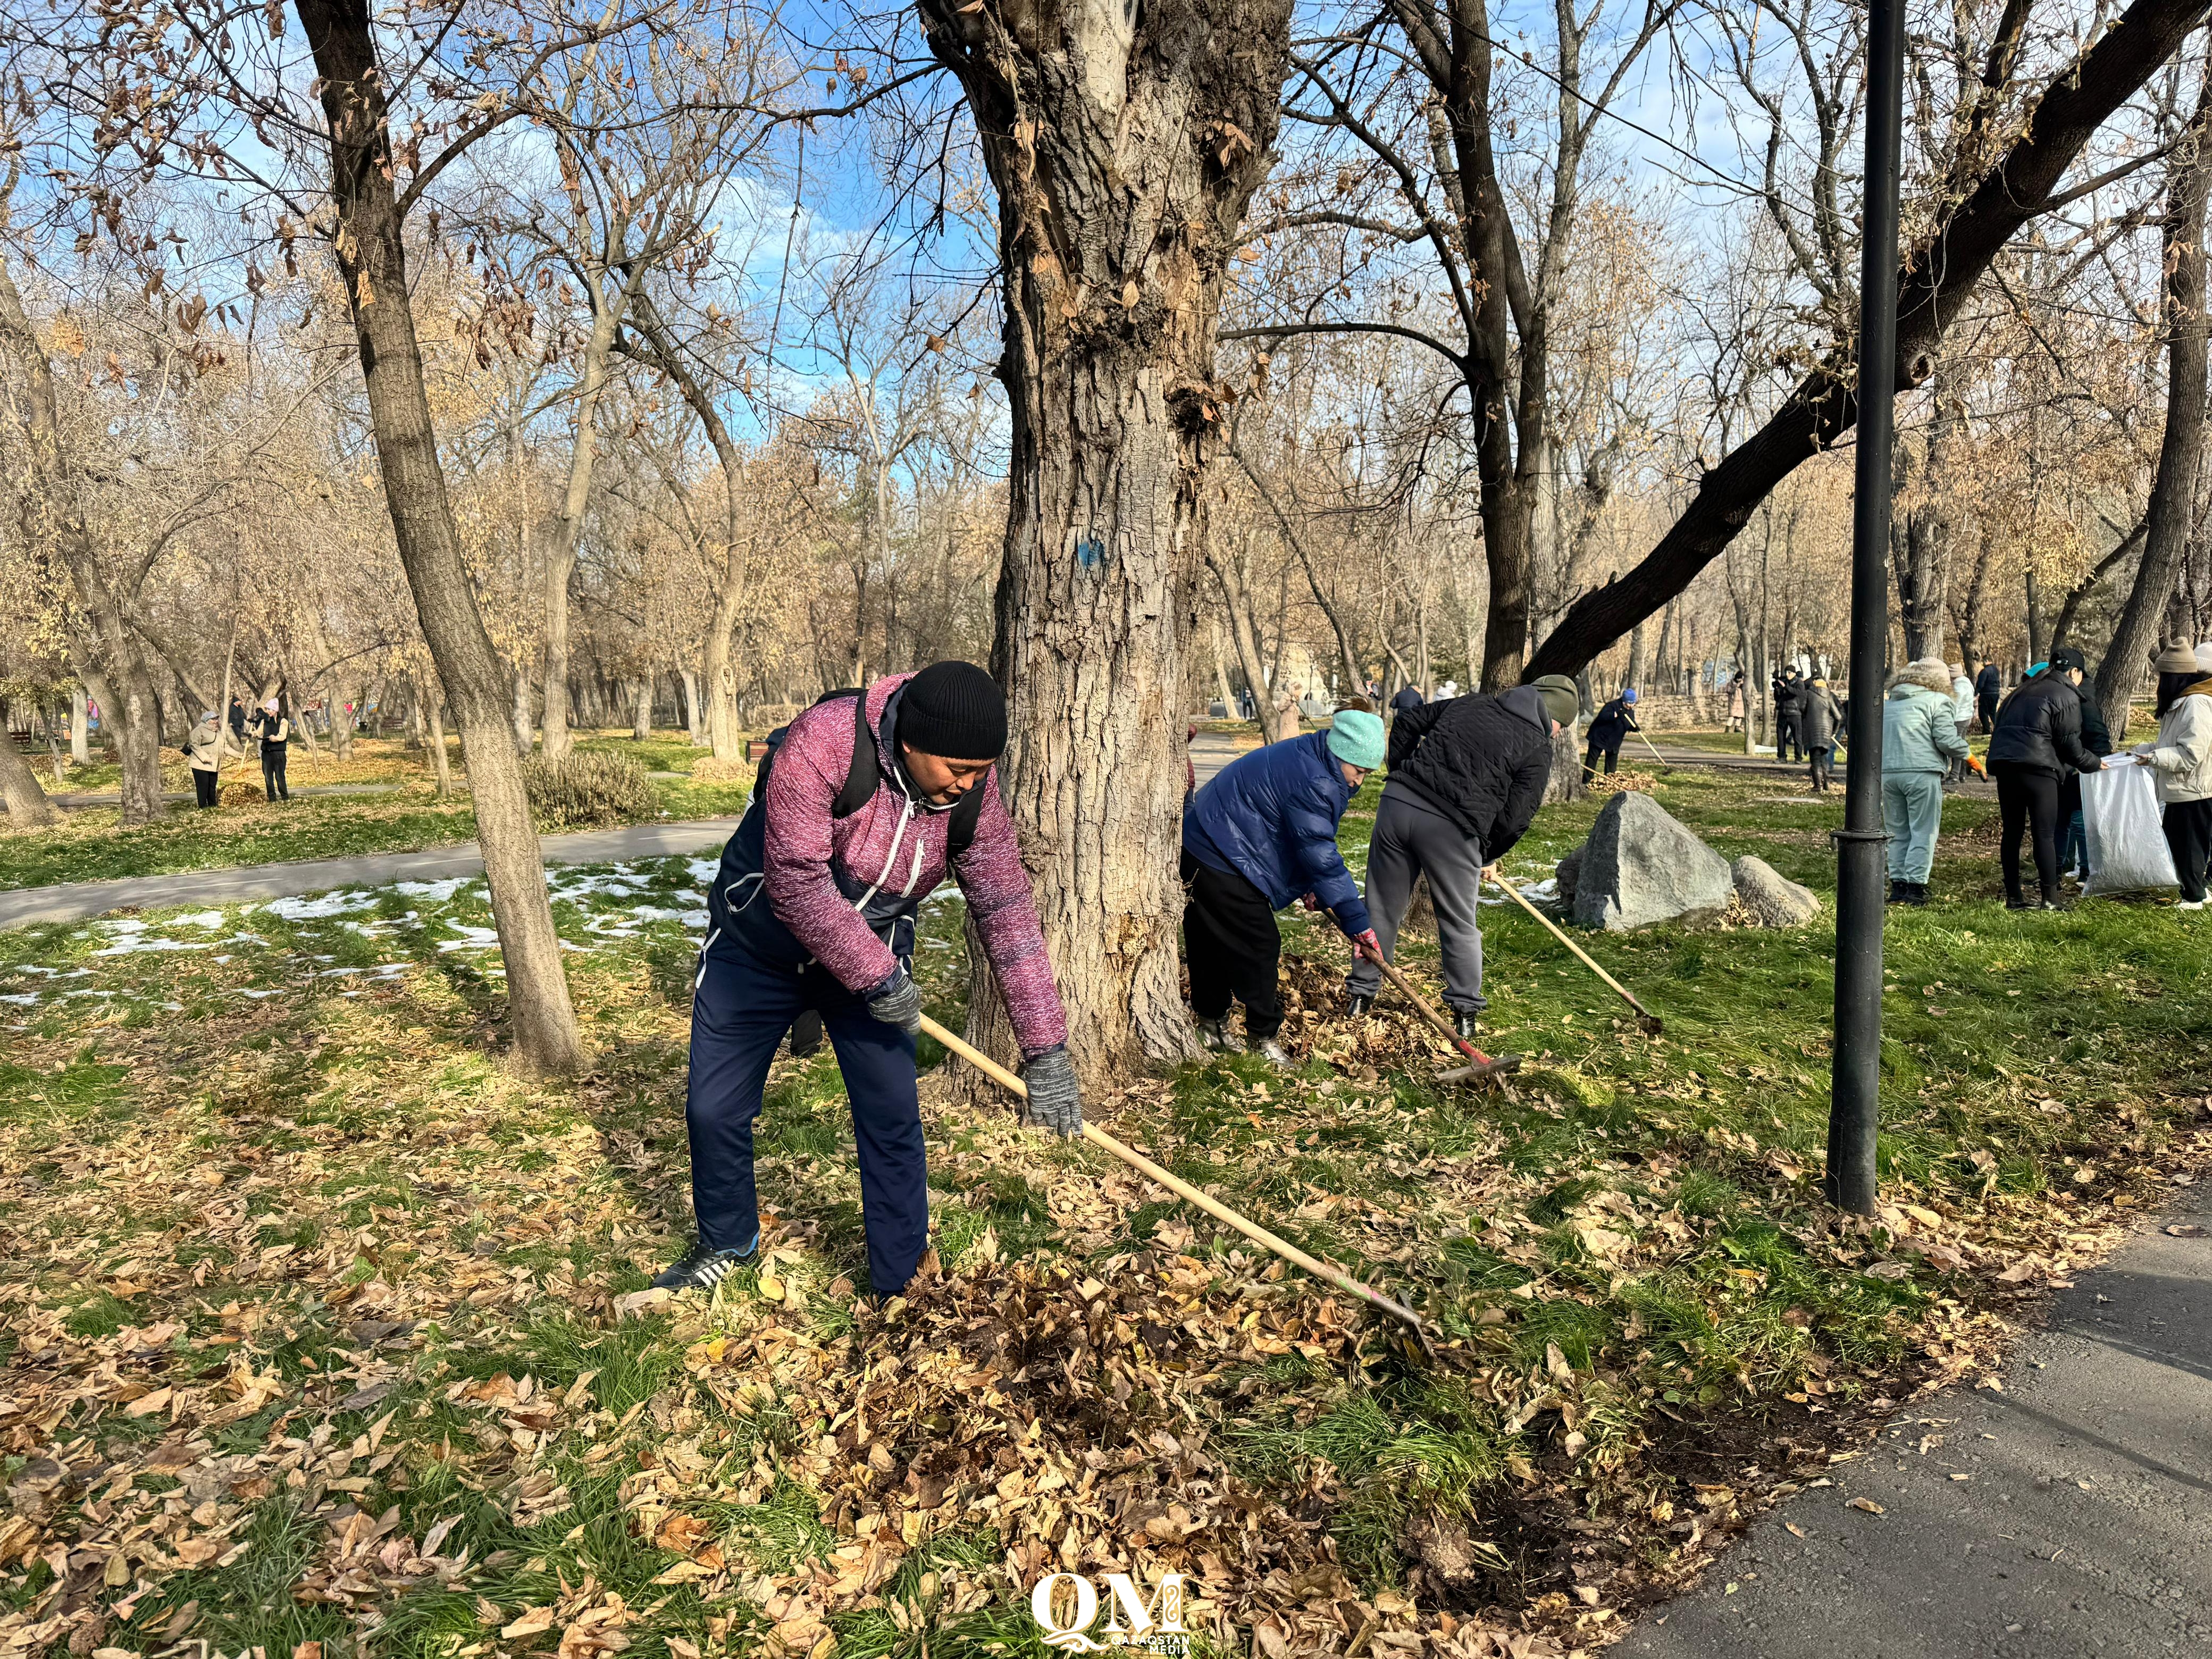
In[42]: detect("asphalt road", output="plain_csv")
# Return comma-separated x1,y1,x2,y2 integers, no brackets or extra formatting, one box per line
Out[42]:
1616,1183,2212,1659
0,818,742,929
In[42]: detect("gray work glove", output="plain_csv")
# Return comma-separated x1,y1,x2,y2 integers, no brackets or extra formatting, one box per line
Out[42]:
865,966,923,1036
1021,1045,1083,1139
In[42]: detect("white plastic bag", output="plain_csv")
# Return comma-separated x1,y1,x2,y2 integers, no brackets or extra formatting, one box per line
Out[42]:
2081,762,2179,895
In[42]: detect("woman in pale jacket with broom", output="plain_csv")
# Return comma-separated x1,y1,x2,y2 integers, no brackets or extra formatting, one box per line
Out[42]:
2133,644,2212,908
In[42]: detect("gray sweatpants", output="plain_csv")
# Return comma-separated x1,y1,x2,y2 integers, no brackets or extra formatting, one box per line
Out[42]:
1344,784,1487,1014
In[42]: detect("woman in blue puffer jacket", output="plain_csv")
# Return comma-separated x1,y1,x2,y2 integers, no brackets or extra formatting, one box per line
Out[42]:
1181,712,1385,1067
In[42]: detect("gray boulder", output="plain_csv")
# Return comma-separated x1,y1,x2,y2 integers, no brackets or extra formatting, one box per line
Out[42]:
1571,793,1735,931
1732,854,1822,927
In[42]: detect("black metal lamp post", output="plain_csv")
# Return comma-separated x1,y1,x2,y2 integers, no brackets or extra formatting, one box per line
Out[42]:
1826,0,1907,1214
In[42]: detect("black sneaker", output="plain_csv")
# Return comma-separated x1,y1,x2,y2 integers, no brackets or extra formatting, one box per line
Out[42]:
1905,883,1930,906
651,1235,759,1292
786,1009,824,1059
1454,1012,1480,1041
1346,994,1375,1018
1887,881,1907,904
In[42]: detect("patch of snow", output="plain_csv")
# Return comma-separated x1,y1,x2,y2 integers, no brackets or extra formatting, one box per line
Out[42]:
98,918,150,935
686,858,720,884
238,988,282,999
437,924,504,952
90,936,215,958
265,890,380,920
393,878,472,901
0,993,38,1006
173,911,228,929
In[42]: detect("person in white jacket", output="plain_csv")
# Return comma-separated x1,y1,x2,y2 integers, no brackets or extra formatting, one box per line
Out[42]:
2134,646,2212,908
182,711,227,810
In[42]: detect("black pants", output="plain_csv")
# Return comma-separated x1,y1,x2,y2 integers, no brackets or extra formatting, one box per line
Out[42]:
1582,739,1620,783
1809,744,1835,790
1993,762,2063,903
1180,851,1283,1040
2165,797,2212,903
261,745,289,801
1976,696,1998,734
1775,711,1803,761
191,768,218,809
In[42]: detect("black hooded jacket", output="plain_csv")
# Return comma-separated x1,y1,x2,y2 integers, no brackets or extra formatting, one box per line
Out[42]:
1987,673,2101,778
1385,688,1554,860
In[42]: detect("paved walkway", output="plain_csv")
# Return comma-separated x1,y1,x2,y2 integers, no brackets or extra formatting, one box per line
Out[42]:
0,818,741,930
1618,1182,2212,1659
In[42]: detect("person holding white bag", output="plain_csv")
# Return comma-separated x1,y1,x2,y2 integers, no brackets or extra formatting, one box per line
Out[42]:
2132,646,2212,909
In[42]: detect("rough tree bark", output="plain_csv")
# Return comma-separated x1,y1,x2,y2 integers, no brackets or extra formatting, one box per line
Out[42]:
0,246,169,824
297,0,584,1075
2099,94,2212,738
1526,0,2209,680
0,727,61,827
920,0,1292,1087
1893,364,1960,661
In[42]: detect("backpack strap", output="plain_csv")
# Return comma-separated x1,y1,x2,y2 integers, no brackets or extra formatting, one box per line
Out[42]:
833,688,878,818
947,776,988,861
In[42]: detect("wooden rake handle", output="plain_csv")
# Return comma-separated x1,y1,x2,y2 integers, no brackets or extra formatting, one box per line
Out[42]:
915,1012,1431,1339
1488,874,1664,1032
1358,945,1498,1067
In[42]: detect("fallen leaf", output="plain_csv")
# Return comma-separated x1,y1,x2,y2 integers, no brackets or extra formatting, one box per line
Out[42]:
1847,1498,1884,1514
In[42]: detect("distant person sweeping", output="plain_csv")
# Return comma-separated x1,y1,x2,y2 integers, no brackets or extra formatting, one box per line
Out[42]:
660,663,1078,1298
2132,647,2212,909
1345,675,1577,1049
1180,711,1384,1067
182,710,227,809
1801,676,1845,793
1583,688,1639,783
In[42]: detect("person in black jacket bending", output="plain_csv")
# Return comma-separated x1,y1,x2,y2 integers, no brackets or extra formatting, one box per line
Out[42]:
1344,674,1579,1046
1583,688,1639,783
1986,646,2102,909
249,699,291,802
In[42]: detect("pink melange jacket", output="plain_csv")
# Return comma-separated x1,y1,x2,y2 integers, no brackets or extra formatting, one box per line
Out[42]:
763,672,1069,1056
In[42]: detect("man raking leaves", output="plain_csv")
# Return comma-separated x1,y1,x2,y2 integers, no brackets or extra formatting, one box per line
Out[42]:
658,663,1081,1299
1344,673,1580,1069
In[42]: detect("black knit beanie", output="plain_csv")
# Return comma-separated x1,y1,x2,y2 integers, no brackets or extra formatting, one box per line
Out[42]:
899,661,1008,760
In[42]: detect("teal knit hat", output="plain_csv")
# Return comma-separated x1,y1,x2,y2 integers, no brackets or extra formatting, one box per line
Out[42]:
1327,709,1385,770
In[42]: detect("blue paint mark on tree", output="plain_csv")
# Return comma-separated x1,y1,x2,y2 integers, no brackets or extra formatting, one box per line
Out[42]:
1075,537,1105,570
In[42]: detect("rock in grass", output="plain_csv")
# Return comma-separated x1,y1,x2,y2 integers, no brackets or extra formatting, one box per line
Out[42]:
1571,792,1733,931
1732,854,1822,927
1555,844,1583,908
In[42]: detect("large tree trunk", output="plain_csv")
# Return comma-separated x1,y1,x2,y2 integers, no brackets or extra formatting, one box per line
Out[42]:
1894,365,1960,662
2099,103,2212,739
70,686,90,766
923,0,1292,1088
678,665,706,745
540,283,630,761
0,727,61,827
0,252,169,824
298,0,583,1076
1524,0,2206,680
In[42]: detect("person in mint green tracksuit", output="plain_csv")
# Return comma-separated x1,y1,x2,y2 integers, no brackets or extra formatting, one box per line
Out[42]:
1881,658,1970,905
